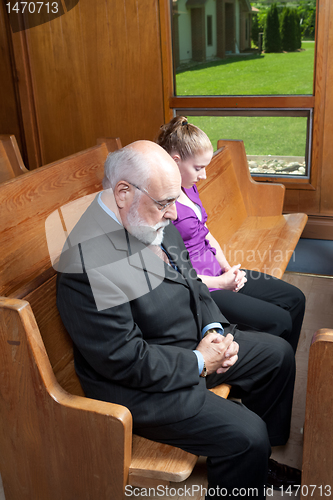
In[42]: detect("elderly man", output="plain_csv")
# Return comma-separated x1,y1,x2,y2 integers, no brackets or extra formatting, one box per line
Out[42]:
57,141,300,498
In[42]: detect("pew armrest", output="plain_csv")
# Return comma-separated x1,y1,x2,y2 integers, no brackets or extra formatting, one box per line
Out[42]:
302,328,333,492
0,296,133,499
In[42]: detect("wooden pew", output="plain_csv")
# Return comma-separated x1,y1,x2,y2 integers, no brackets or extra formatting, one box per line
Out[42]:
0,143,229,500
0,134,28,183
0,134,119,186
198,140,308,278
301,328,333,498
0,138,306,498
97,136,122,152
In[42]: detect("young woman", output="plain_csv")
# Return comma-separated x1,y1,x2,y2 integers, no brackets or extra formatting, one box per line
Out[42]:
156,116,305,352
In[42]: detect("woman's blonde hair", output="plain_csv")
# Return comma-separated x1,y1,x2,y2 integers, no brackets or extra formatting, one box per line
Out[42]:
156,116,213,160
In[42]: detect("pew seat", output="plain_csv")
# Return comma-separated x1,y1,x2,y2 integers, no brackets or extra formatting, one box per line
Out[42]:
0,143,229,500
198,140,308,278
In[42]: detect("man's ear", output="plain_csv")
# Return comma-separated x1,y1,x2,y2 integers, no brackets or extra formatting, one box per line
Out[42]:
114,181,132,208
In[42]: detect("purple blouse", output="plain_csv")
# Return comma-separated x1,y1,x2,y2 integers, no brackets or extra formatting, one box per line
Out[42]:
173,186,223,289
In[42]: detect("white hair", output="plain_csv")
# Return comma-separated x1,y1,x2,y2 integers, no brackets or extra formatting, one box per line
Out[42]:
103,148,151,191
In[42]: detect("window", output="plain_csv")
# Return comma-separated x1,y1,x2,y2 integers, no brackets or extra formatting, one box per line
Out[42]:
170,0,317,183
175,111,312,178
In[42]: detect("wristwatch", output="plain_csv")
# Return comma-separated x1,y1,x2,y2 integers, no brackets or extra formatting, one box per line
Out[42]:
201,360,208,378
203,328,217,338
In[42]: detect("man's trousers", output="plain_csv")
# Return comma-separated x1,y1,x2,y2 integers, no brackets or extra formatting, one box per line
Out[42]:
135,331,296,499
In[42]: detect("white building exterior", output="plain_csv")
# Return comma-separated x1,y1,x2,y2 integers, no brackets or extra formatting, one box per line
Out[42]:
173,0,252,66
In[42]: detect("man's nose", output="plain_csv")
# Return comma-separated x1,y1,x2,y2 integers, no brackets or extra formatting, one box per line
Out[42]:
164,202,177,221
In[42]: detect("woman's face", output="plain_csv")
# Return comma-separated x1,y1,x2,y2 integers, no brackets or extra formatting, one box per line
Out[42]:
172,149,213,189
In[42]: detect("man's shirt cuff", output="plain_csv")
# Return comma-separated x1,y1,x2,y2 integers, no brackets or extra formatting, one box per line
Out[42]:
195,324,224,375
193,350,205,375
201,323,224,338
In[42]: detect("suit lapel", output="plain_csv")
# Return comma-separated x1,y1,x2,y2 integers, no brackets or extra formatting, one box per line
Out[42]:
88,199,202,338
160,226,193,287
89,198,186,285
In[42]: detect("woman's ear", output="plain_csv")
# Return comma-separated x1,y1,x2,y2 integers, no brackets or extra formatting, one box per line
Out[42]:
114,181,131,208
171,153,181,164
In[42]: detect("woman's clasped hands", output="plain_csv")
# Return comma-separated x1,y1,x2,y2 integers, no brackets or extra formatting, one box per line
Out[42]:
217,264,247,292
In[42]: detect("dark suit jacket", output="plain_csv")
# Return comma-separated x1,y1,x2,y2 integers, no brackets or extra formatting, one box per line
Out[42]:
57,196,229,427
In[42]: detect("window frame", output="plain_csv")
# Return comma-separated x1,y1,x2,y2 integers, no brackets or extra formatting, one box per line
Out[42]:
159,0,320,191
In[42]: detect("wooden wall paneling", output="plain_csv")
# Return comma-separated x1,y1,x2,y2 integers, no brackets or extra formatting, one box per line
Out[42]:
301,216,333,239
11,0,165,166
320,0,333,215
24,5,97,165
298,0,329,215
0,2,27,165
282,0,330,222
301,0,333,220
10,18,42,170
159,0,174,124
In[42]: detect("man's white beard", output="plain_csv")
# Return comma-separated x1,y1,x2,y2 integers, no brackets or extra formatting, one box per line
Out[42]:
127,206,169,246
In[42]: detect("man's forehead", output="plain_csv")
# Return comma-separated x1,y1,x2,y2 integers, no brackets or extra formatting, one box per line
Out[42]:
149,163,181,199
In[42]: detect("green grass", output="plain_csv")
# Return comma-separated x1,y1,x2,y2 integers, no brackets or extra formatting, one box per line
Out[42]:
176,42,315,96
189,116,307,156
176,42,314,157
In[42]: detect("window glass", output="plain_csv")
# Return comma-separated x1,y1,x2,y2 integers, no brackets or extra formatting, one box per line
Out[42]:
172,0,316,96
181,114,310,177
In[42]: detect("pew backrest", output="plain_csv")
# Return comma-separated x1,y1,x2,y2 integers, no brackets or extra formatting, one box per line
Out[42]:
0,135,28,182
199,146,249,242
0,143,110,399
0,144,107,298
97,136,122,152
198,142,307,278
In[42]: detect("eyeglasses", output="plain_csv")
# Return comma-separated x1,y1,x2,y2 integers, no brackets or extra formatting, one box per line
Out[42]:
128,182,179,212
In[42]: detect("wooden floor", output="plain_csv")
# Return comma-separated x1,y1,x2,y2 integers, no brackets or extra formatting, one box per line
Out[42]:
0,273,332,500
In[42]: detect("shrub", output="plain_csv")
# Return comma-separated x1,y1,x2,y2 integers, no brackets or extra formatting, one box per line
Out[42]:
251,13,260,47
294,10,302,50
298,0,316,39
302,9,316,39
281,8,295,51
281,8,302,52
264,4,282,53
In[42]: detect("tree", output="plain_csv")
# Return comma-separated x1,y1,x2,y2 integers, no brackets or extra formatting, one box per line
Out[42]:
264,4,282,52
281,7,294,51
251,14,260,47
298,1,316,39
280,7,302,51
250,0,316,42
294,10,302,49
